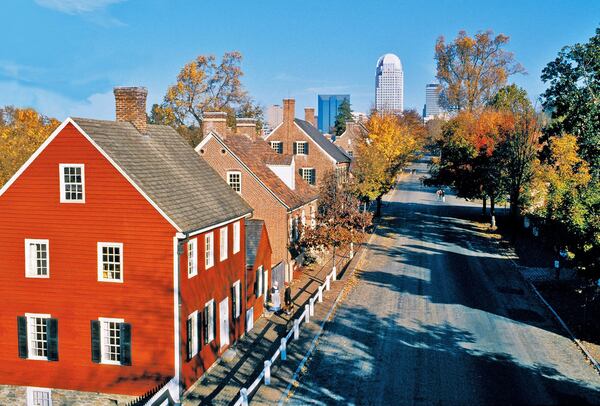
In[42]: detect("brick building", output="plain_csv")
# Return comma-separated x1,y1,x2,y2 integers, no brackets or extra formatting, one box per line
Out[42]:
265,99,351,187
0,87,269,405
197,117,318,282
333,120,368,158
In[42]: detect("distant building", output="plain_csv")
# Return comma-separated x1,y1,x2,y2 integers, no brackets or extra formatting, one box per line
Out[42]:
317,94,350,134
266,104,283,133
352,111,368,123
375,53,403,113
424,83,444,121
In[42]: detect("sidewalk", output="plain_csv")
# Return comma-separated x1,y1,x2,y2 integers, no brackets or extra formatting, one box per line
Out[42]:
182,246,358,405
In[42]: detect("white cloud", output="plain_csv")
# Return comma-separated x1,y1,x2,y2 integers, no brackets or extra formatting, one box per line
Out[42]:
34,0,124,14
0,81,115,120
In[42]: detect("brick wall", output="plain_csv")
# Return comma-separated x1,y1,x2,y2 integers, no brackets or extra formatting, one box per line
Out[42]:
0,384,135,405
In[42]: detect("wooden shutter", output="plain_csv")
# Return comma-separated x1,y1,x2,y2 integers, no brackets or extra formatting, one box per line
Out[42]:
46,318,58,361
255,269,260,298
212,301,217,340
279,142,283,154
311,169,316,185
197,310,203,348
120,323,132,366
91,320,101,363
17,316,27,359
231,285,237,320
293,142,297,155
203,306,209,344
186,317,192,359
305,142,309,155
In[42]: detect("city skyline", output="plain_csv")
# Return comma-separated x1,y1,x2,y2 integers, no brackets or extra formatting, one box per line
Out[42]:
1,1,599,120
375,53,404,113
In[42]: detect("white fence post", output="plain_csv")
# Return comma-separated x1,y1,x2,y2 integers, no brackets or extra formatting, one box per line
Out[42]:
240,388,249,406
332,266,337,281
309,297,315,317
281,337,287,361
293,319,300,340
264,360,271,385
325,275,331,291
350,242,354,259
318,286,323,303
305,304,310,323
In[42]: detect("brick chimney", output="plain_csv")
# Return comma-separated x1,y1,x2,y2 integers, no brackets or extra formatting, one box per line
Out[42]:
304,108,315,127
236,118,258,138
202,111,229,137
283,99,295,124
114,87,148,134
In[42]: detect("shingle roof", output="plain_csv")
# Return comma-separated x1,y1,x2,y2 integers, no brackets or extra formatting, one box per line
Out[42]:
245,219,264,267
73,118,252,232
217,134,318,210
294,119,351,163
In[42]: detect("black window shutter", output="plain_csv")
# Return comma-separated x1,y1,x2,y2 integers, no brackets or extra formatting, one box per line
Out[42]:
279,142,283,154
91,320,101,363
305,142,309,155
120,323,132,366
197,310,203,348
17,316,27,359
186,317,192,360
203,306,209,344
293,142,297,155
311,169,316,185
255,269,260,298
46,318,58,361
212,302,217,340
231,286,237,320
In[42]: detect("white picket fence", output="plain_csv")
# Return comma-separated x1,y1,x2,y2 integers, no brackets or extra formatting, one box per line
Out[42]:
233,266,338,406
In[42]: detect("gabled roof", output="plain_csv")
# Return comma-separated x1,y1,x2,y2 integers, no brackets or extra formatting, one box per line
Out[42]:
72,118,252,233
245,219,265,267
201,132,318,211
294,119,351,164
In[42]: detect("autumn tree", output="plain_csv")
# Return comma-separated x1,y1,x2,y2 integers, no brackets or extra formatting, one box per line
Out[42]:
300,172,372,271
353,111,425,216
333,98,353,136
0,107,59,187
435,30,524,112
151,51,263,146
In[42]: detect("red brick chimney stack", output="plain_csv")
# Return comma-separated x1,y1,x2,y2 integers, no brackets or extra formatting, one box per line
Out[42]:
202,112,229,137
304,108,315,127
236,118,258,139
283,99,295,124
114,86,148,134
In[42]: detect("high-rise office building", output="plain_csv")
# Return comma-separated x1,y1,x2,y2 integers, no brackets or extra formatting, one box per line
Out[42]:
375,53,403,112
265,104,283,133
317,95,350,134
425,83,442,118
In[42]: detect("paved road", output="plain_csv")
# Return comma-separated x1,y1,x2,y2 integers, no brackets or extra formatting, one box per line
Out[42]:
288,159,600,405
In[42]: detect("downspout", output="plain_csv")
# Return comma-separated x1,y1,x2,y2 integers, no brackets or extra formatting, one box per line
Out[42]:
173,232,186,404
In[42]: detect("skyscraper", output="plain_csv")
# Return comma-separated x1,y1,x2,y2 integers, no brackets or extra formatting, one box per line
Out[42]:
317,94,350,134
375,53,403,112
424,83,442,118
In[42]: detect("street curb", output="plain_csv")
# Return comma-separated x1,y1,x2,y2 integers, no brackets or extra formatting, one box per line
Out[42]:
276,219,378,405
528,282,600,375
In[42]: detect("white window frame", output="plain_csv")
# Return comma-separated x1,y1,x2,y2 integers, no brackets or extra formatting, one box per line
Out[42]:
205,299,215,343
97,242,124,283
99,317,124,365
295,141,308,155
227,171,242,194
205,232,214,269
256,265,263,297
300,168,315,185
187,239,198,278
188,311,199,357
25,239,50,278
233,221,241,254
25,313,51,361
246,308,254,333
233,280,241,319
220,227,228,262
59,163,85,203
26,387,52,406
270,141,283,154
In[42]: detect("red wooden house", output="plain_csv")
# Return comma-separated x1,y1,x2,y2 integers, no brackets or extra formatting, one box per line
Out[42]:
0,87,265,404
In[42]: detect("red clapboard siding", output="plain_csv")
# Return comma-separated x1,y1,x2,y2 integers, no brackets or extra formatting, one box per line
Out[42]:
246,223,272,324
0,123,176,396
179,219,247,389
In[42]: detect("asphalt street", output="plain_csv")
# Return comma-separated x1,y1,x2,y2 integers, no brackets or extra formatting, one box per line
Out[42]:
288,158,600,405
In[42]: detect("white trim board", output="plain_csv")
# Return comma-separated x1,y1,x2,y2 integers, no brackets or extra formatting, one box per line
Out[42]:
0,118,182,232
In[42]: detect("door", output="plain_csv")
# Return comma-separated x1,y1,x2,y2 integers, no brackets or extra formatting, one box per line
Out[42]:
219,298,229,347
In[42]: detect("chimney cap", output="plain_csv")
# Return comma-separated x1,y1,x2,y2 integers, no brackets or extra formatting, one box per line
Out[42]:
237,117,257,127
113,86,148,95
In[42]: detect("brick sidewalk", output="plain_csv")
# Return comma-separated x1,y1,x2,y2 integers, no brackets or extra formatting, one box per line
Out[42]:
182,247,356,405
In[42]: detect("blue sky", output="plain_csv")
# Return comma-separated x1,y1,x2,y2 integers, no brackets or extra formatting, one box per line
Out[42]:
2,0,599,120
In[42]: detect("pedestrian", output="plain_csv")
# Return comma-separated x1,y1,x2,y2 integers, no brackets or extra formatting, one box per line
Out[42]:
270,281,281,312
284,283,293,315
441,189,445,202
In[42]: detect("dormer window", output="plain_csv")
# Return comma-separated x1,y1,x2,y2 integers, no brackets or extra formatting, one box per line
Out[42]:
227,171,241,193
270,141,283,154
59,164,85,203
293,141,308,155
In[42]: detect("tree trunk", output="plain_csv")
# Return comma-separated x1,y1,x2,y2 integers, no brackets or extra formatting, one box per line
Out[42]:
482,196,487,216
375,195,382,217
510,190,520,219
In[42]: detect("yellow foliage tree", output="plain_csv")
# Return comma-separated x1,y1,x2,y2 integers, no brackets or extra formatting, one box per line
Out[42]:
0,107,59,187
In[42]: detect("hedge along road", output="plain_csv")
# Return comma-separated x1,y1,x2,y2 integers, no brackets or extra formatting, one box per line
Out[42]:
287,158,600,405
